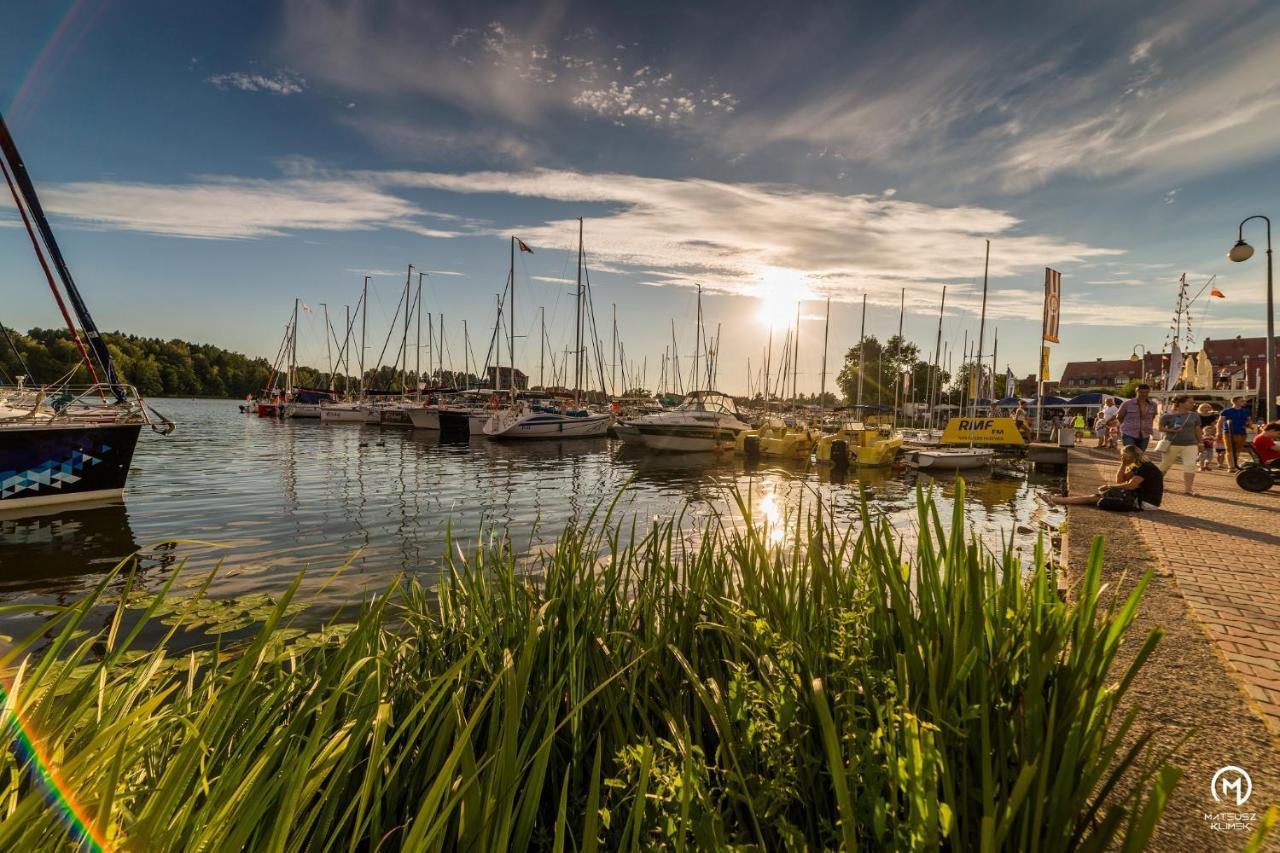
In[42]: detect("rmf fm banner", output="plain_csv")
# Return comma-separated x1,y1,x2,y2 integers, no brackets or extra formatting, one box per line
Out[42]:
1040,346,1052,381
1043,268,1061,343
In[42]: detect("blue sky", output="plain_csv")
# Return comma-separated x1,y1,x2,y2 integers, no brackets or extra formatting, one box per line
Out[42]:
2,0,1278,394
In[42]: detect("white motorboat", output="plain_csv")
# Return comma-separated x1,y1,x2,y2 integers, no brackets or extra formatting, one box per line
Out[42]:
907,447,995,470
613,421,645,444
483,403,611,439
632,391,749,453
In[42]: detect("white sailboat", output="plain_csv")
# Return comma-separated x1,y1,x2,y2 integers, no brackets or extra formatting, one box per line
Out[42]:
484,221,611,440
911,243,995,472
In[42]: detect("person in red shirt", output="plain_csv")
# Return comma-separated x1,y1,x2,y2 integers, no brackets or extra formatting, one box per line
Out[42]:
1253,421,1280,465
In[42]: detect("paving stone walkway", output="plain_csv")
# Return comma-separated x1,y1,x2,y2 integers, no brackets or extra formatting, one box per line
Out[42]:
1070,446,1280,731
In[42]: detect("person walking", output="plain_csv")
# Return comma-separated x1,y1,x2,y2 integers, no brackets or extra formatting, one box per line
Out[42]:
1049,445,1163,510
1156,395,1203,496
1218,396,1253,471
1114,384,1156,451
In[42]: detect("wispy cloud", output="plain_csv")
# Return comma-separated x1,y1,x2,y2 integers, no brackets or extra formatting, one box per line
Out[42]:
35,177,455,240
206,68,306,95
280,6,734,132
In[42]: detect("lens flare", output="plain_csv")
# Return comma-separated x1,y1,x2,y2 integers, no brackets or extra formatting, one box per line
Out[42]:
1,682,108,852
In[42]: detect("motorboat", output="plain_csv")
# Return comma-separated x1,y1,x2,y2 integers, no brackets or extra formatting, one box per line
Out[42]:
632,391,750,453
735,415,821,459
815,420,903,466
483,401,612,439
906,447,995,470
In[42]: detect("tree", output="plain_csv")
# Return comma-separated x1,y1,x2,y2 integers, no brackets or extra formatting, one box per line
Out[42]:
836,336,882,403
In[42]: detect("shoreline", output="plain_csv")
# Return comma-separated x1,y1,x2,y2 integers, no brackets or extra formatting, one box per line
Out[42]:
1062,446,1279,849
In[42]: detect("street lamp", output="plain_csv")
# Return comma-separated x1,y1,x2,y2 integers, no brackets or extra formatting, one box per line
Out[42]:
1129,345,1148,384
1228,215,1276,421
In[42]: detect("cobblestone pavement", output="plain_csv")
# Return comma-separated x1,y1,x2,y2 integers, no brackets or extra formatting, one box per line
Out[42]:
1065,448,1280,849
1072,446,1280,731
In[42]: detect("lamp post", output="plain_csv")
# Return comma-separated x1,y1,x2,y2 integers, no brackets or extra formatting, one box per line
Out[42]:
1129,345,1148,385
1228,215,1276,421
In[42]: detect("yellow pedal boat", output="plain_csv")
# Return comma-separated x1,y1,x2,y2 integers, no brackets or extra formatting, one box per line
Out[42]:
735,416,821,459
815,420,903,466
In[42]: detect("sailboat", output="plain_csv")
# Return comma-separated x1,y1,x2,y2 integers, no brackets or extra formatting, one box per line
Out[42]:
911,243,996,471
484,222,611,440
0,111,174,512
815,293,902,466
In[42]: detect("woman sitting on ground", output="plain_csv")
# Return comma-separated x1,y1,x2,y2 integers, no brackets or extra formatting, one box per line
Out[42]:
1049,445,1163,510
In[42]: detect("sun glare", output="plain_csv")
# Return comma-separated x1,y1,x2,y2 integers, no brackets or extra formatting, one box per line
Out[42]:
755,268,813,328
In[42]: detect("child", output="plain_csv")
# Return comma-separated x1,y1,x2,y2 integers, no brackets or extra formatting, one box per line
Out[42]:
1094,412,1108,447
1196,403,1216,471
1214,429,1226,467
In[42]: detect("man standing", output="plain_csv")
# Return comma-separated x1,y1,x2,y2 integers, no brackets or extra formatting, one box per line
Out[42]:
1114,385,1156,451
1218,396,1253,471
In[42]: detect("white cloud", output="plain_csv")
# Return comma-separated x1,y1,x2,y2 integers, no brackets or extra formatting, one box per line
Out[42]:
33,177,456,240
206,68,306,95
374,168,1121,317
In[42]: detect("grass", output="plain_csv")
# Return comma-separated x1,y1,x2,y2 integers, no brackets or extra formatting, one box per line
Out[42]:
0,482,1201,851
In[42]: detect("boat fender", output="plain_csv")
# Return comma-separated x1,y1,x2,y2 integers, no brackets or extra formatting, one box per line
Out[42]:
743,435,761,458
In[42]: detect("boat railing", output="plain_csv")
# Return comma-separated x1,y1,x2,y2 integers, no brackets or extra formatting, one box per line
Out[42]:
0,382,176,434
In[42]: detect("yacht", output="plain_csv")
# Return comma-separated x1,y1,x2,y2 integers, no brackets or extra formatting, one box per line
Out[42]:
632,391,749,453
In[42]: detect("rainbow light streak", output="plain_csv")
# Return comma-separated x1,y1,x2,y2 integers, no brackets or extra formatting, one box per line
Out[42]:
0,683,108,852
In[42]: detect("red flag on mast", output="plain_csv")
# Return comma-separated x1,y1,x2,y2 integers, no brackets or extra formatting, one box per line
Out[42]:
1211,288,1225,299
517,239,533,254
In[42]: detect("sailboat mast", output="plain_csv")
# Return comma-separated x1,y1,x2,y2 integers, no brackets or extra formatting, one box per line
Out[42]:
463,319,469,390
693,284,702,392
416,272,424,395
791,302,800,403
402,264,413,394
344,304,351,395
575,218,584,404
892,287,904,426
540,306,546,389
930,286,947,428
612,303,618,396
764,328,773,404
819,297,831,407
509,236,516,395
360,276,368,395
321,303,334,391
855,293,866,409
974,240,990,418
290,297,299,396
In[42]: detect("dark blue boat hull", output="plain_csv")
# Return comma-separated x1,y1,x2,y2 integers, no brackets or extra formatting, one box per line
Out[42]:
0,423,141,512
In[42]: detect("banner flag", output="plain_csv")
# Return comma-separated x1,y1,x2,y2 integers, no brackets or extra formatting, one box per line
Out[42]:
1040,346,1051,381
1042,268,1061,343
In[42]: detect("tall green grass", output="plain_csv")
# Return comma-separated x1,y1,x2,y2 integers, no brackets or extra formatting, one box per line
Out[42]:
1,483,1180,851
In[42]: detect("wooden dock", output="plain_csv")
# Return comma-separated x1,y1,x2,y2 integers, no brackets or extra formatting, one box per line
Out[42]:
1027,442,1069,471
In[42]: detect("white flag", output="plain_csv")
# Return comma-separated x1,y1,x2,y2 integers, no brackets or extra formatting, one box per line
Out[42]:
1165,340,1182,391
1006,367,1016,397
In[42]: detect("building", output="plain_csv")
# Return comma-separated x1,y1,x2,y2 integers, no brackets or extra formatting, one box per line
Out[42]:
485,366,528,390
1014,374,1059,397
1058,353,1167,390
1188,335,1280,392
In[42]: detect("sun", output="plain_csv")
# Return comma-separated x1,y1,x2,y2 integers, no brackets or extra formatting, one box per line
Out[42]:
755,267,813,328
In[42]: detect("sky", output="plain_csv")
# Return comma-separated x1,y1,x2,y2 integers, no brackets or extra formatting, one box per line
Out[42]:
2,0,1279,396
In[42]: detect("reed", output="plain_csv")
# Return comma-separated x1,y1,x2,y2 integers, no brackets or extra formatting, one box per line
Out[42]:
0,483,1192,851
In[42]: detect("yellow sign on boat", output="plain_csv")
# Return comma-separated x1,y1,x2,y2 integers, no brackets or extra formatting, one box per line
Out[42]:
939,417,1026,447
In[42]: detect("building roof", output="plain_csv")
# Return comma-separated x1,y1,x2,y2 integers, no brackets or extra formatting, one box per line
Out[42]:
1202,336,1279,367
1059,353,1168,385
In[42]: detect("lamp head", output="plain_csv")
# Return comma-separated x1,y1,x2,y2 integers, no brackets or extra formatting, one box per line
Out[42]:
1129,352,1140,362
1228,239,1255,263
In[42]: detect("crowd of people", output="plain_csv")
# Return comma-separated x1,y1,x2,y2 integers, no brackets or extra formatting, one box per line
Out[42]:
1050,385,1280,512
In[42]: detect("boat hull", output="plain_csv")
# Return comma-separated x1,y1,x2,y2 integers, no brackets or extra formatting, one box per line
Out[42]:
319,405,369,424
0,422,142,513
910,449,994,470
637,425,741,453
484,410,612,439
407,408,441,430
378,407,415,428
613,422,645,444
286,402,323,419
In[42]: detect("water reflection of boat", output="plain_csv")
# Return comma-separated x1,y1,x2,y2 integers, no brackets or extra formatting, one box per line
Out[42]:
0,501,142,591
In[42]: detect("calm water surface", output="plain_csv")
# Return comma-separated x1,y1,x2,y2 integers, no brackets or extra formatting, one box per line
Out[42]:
0,399,1064,627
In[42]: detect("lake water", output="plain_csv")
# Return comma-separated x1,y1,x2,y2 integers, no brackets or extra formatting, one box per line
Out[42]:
0,399,1064,629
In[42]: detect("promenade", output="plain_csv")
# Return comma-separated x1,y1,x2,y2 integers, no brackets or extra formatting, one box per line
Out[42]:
1064,447,1280,849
